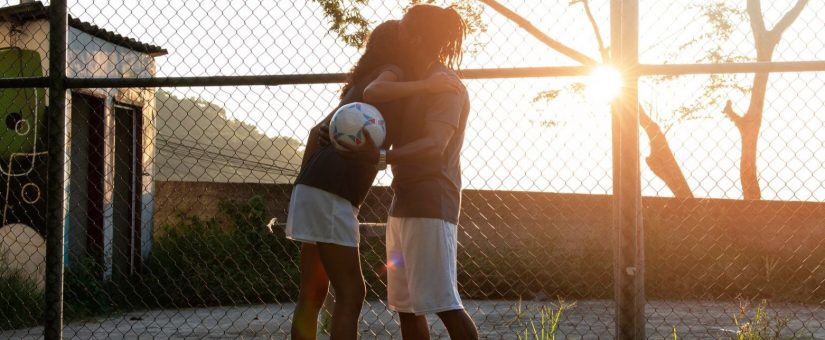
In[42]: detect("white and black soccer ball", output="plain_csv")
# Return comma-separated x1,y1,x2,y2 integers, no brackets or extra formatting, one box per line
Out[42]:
329,102,386,151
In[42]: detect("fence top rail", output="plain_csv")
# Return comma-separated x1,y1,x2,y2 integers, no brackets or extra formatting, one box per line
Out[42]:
0,76,50,88
1,61,824,89
638,61,825,76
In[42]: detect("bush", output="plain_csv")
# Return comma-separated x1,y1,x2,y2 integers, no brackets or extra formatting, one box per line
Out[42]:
15,194,387,325
133,195,301,308
0,255,113,330
64,257,114,319
0,262,43,330
732,299,794,340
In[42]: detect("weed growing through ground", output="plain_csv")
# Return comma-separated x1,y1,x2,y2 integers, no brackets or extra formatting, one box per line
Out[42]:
518,299,576,340
733,299,791,340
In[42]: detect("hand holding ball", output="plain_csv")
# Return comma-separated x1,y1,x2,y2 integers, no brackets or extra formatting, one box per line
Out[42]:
328,102,386,151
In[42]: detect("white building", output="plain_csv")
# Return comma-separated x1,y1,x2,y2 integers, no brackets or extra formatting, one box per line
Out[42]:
0,0,166,285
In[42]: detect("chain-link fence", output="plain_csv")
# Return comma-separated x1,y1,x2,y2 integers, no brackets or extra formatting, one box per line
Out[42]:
1,0,825,338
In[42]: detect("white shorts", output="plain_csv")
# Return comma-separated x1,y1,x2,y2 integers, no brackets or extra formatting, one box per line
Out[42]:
285,184,360,247
386,217,464,315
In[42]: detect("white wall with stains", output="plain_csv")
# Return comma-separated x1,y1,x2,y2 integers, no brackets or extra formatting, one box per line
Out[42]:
0,17,159,281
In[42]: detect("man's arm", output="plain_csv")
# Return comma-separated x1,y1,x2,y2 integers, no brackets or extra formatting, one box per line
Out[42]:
363,71,461,104
337,87,465,166
335,121,455,165
386,122,454,165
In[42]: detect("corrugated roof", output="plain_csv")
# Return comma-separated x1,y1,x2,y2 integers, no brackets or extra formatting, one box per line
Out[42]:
0,1,167,57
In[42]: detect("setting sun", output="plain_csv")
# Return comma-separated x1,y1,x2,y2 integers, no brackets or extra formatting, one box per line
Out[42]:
586,66,623,102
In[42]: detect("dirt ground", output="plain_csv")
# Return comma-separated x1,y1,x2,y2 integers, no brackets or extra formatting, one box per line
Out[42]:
4,299,824,339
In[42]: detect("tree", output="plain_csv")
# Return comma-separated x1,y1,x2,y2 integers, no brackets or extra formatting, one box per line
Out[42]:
572,0,694,199
657,0,809,200
311,0,486,48
313,0,372,47
722,0,809,200
525,0,809,200
481,0,694,198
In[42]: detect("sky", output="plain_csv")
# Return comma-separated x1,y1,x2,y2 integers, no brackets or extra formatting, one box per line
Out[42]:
4,0,824,201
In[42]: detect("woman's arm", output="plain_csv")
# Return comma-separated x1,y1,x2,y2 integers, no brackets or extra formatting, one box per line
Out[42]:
363,70,461,104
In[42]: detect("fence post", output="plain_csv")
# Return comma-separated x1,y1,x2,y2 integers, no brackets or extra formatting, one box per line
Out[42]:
45,0,68,338
610,0,644,339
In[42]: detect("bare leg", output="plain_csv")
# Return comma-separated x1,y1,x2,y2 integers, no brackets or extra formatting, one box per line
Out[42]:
437,309,479,340
291,243,330,340
399,312,430,340
316,242,367,340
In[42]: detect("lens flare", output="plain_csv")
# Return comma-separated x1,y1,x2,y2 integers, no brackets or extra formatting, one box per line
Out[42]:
385,253,404,270
586,66,623,102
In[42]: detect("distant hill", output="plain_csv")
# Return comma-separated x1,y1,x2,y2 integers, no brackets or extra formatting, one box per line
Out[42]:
153,90,303,183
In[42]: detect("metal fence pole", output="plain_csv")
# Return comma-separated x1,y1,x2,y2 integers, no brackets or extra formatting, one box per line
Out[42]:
611,0,644,339
45,0,68,338
3,61,816,90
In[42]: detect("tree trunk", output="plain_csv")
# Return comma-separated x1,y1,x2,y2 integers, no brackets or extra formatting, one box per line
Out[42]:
639,107,694,198
736,44,770,200
730,0,808,200
738,119,762,200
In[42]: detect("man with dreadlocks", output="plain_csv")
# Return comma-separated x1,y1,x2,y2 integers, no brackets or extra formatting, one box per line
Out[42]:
339,4,478,339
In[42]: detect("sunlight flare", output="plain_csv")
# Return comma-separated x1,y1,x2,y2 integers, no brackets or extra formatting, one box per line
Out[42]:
586,66,623,102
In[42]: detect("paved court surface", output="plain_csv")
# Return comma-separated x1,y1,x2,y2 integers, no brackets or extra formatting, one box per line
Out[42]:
4,300,824,339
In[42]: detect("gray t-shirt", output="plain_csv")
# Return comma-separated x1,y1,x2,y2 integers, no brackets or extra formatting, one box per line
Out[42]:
389,65,470,224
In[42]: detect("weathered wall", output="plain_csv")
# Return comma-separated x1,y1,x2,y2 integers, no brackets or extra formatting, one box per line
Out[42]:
154,181,825,302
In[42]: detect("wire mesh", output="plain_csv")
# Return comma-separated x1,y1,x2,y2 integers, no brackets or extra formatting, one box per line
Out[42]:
0,0,824,338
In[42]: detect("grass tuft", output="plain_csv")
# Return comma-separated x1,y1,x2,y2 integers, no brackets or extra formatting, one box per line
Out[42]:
518,299,575,340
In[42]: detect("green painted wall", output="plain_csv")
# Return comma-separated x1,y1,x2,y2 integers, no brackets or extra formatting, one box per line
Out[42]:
0,48,46,161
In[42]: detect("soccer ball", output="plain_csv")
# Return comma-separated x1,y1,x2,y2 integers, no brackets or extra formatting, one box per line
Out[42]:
329,102,386,151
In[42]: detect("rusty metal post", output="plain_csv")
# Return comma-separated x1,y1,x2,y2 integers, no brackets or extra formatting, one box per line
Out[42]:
610,0,644,339
45,0,68,338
